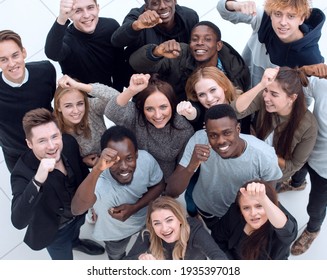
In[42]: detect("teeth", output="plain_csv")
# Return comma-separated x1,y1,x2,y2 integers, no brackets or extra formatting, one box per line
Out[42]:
160,12,169,18
219,146,229,151
120,173,129,177
195,50,206,54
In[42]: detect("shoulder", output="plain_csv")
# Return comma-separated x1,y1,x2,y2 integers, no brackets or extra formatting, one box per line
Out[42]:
26,60,55,72
176,5,198,18
242,134,276,155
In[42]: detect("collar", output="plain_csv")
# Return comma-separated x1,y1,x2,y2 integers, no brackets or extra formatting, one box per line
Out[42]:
2,67,29,87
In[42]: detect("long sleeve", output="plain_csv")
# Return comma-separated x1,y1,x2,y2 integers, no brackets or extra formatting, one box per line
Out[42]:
45,20,71,61
111,7,144,48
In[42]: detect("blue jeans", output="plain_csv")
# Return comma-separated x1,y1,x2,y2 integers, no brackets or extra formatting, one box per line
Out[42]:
46,215,85,260
104,236,131,260
307,164,327,232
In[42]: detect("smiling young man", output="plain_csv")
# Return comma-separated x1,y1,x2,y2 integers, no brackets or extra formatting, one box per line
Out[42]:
165,104,282,231
45,0,124,90
10,108,104,259
217,0,325,87
71,125,165,260
130,21,250,103
0,30,56,173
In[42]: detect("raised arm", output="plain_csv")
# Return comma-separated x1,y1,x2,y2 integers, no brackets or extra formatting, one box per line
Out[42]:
240,182,287,229
235,67,279,112
116,73,151,106
165,143,210,197
71,147,120,215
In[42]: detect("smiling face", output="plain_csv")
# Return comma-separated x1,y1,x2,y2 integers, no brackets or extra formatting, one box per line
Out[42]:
194,78,227,108
58,89,86,126
144,91,172,129
0,39,26,84
270,8,305,43
151,208,181,243
262,81,296,116
206,117,244,159
71,0,99,34
239,195,268,232
189,25,222,65
146,0,176,28
26,122,63,162
108,138,138,185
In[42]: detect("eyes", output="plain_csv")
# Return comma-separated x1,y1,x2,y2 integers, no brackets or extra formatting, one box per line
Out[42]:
38,134,60,144
207,130,232,139
75,5,96,14
263,88,279,98
153,218,174,227
145,104,169,112
273,11,296,20
64,101,85,109
0,52,21,64
242,204,263,211
197,87,218,98
191,36,214,43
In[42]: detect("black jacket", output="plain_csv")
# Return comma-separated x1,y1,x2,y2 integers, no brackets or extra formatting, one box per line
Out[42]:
11,134,89,250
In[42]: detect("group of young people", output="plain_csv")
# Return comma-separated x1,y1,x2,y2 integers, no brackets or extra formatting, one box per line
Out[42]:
1,0,327,260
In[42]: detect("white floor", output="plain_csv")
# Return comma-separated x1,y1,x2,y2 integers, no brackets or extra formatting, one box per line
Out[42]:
0,0,326,260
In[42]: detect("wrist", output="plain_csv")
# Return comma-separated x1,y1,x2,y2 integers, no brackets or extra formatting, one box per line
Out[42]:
32,176,42,191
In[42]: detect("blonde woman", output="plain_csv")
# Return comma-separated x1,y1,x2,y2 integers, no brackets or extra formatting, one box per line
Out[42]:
125,196,227,260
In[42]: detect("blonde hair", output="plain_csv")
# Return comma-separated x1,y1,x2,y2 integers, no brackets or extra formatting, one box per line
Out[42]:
144,196,190,260
264,0,311,19
185,66,238,104
54,86,91,138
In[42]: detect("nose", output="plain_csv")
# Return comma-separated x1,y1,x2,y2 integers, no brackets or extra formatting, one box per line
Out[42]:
154,109,161,119
280,15,287,25
47,139,55,149
82,8,90,18
206,93,213,102
250,207,257,216
72,105,79,113
119,160,128,170
7,57,15,66
159,0,167,9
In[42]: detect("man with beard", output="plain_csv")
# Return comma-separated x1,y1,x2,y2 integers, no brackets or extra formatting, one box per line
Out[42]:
71,125,165,260
165,104,282,232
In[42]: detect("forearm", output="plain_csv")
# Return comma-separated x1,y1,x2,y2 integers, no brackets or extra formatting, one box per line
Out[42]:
133,181,165,212
235,82,265,112
71,168,101,215
165,166,196,197
261,196,287,229
116,87,138,106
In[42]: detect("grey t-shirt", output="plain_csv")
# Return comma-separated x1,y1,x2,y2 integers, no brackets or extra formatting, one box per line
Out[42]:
179,130,282,218
93,150,163,241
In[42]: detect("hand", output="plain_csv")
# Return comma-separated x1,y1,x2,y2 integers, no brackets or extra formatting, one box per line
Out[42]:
94,148,120,172
57,74,80,88
300,63,327,79
108,203,136,221
240,182,266,202
82,154,99,167
177,101,197,120
188,144,210,171
260,67,279,87
153,40,181,59
58,0,76,24
138,253,157,260
35,158,56,183
231,1,257,16
132,10,163,30
128,73,151,94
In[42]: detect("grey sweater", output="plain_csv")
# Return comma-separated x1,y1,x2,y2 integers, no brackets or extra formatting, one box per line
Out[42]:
105,96,194,180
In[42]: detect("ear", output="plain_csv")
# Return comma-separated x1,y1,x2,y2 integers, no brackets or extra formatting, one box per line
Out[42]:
290,93,298,103
26,138,33,150
299,15,305,26
22,47,27,59
236,122,241,134
216,41,223,52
